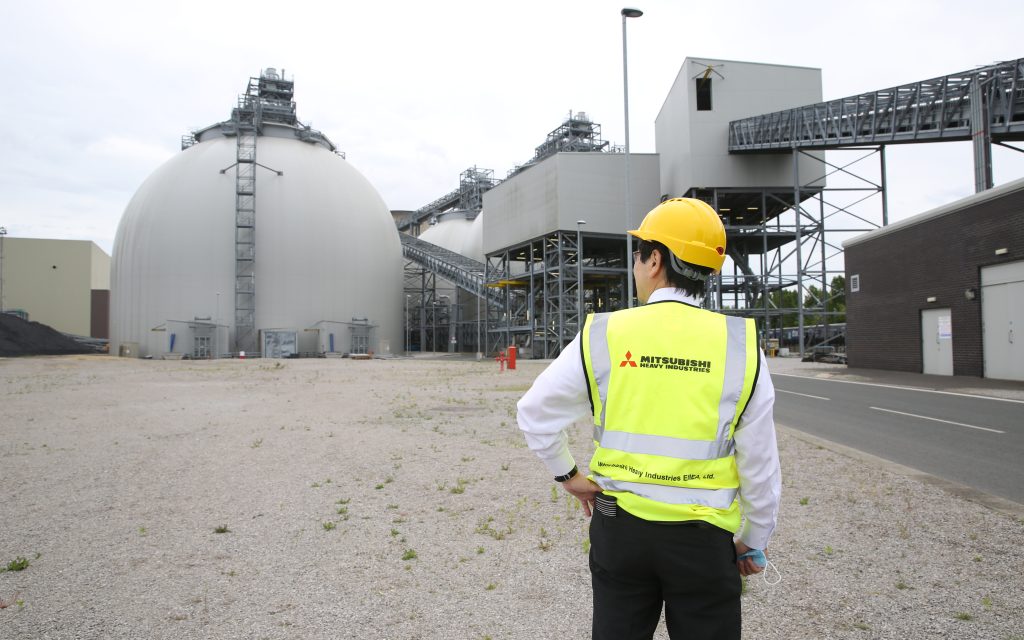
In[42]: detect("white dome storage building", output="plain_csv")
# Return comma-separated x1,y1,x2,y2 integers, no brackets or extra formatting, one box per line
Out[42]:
111,69,402,359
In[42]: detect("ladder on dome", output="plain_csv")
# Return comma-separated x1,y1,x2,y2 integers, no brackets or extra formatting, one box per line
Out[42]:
234,114,257,355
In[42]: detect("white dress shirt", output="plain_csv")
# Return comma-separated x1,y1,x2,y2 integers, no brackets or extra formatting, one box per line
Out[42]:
516,288,782,549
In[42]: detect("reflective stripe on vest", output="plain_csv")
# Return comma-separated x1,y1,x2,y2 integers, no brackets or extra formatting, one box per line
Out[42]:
596,478,738,510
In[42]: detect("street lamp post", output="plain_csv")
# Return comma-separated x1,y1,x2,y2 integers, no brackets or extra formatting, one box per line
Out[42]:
215,291,220,358
621,7,643,309
0,226,7,313
576,220,586,327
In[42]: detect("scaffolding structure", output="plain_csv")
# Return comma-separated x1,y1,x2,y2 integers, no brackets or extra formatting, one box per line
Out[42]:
397,166,498,234
507,111,620,178
687,145,888,356
485,232,628,358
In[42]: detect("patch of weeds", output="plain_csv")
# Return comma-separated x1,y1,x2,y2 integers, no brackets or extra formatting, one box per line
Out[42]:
322,521,337,531
451,478,469,494
336,498,351,505
461,456,475,463
501,462,510,471
852,622,870,631
375,483,385,490
213,525,230,534
973,556,982,562
311,481,321,488
582,538,591,554
550,485,559,502
138,526,147,536
2,557,29,572
823,545,834,556
391,528,400,537
799,497,809,506
485,583,497,591
895,581,910,590
386,503,399,510
476,546,485,555
336,506,349,516
402,549,418,561
981,596,993,609
437,506,446,512
250,438,263,449
475,516,511,541
384,475,394,485
953,612,972,621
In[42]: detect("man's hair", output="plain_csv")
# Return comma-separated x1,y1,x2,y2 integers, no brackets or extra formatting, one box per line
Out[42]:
637,239,713,299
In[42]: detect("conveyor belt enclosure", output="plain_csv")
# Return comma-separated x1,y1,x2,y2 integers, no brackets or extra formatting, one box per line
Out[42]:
728,58,1024,152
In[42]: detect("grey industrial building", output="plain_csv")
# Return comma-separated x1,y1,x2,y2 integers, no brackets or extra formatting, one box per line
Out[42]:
844,178,1024,380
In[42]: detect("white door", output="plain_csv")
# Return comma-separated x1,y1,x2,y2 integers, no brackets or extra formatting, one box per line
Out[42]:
982,261,1024,381
921,308,953,376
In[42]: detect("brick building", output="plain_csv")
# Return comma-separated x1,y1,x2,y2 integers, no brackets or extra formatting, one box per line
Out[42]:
843,178,1024,380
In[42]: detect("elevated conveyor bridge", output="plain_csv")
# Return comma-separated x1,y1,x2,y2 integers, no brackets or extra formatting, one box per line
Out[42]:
400,234,503,305
729,58,1024,151
728,58,1024,192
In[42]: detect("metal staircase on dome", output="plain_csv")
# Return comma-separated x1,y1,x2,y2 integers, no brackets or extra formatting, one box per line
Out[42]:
225,68,297,355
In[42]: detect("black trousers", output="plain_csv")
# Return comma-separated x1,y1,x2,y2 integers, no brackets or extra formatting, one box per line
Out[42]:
589,505,741,640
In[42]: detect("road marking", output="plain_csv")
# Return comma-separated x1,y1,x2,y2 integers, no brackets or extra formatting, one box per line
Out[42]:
773,373,1024,404
869,406,1005,434
777,389,830,401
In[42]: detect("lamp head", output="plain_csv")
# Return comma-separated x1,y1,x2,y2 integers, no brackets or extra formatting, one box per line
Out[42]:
621,8,643,18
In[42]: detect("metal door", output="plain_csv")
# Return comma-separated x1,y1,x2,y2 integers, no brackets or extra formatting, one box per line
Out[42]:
921,308,953,375
193,336,211,359
982,260,1024,381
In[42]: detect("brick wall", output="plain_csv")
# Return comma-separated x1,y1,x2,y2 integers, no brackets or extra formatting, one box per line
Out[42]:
845,185,1024,376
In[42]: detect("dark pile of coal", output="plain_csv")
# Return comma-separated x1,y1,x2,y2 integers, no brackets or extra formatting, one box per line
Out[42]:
0,313,100,357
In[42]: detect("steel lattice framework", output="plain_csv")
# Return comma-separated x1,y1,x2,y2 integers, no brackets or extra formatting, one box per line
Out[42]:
729,58,1024,151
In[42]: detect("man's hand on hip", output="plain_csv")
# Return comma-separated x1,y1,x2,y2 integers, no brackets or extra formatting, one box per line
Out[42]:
561,474,602,517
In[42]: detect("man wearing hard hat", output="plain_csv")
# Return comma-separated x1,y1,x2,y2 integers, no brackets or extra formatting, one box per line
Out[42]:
517,198,780,639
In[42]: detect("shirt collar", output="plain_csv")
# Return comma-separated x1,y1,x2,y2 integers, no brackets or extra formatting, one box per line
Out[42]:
646,287,701,307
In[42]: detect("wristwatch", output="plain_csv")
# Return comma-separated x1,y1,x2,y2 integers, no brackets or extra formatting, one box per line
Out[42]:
554,465,578,483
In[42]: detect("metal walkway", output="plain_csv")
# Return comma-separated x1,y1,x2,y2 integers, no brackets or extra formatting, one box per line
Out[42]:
728,58,1024,152
400,234,502,304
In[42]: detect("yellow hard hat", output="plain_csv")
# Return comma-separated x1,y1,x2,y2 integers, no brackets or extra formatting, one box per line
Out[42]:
628,198,726,272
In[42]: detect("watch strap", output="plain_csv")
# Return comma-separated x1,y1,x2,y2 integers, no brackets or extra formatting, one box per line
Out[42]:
554,464,578,483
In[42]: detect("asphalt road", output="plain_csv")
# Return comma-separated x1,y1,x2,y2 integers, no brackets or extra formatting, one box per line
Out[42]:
771,373,1024,505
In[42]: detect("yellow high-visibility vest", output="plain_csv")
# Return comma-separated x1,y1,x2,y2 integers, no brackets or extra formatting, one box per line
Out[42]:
581,300,759,532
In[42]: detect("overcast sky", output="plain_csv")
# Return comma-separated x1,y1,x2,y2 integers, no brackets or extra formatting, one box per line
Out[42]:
2,0,1023,255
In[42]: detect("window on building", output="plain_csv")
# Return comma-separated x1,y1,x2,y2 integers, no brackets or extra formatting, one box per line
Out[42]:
696,78,712,111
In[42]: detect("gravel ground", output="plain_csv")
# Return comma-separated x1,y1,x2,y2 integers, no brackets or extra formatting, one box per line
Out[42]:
1,355,1022,640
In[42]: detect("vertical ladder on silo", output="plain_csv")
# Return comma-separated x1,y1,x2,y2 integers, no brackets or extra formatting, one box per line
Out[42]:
234,121,257,355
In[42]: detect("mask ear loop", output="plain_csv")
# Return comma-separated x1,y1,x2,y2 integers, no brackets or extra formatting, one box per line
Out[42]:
760,558,781,586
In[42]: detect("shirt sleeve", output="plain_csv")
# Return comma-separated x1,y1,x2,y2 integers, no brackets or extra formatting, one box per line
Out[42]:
734,351,782,550
515,333,593,477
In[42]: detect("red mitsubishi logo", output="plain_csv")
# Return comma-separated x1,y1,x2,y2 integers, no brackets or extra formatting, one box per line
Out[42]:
619,351,638,367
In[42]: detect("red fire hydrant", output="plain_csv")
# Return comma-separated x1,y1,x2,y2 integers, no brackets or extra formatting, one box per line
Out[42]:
496,350,507,372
